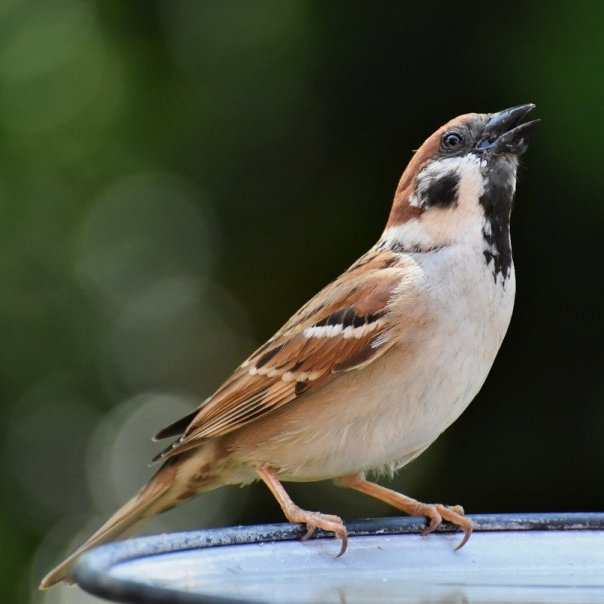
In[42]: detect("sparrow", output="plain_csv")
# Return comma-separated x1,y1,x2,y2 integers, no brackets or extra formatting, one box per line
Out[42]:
41,104,538,589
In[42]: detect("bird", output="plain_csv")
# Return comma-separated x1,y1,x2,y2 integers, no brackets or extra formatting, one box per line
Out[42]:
41,104,538,589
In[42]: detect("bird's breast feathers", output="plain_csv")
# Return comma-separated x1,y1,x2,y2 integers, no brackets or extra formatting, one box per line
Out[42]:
225,244,515,480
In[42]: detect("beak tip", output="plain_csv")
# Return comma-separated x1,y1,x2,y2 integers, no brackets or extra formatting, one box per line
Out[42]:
480,104,539,155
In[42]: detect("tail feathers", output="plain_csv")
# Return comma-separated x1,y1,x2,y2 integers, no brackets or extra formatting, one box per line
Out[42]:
39,474,172,590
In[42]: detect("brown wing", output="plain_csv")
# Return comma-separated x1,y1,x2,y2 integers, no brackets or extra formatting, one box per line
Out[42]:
154,249,408,461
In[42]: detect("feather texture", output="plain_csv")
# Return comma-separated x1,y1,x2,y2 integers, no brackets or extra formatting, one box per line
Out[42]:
155,249,405,461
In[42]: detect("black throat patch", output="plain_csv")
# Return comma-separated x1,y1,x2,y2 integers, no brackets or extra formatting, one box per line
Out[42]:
418,170,460,208
479,163,515,281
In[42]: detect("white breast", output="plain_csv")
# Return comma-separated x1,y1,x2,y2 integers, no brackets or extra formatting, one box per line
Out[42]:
238,244,514,481
385,244,515,463
337,245,514,476
228,239,515,482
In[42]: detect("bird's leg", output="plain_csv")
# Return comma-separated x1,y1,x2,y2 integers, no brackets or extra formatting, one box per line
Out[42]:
253,464,348,556
335,473,472,549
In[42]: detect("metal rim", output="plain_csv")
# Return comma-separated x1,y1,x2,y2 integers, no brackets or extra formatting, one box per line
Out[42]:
73,512,604,604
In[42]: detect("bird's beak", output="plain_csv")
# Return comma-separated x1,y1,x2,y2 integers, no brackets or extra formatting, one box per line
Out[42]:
477,104,540,155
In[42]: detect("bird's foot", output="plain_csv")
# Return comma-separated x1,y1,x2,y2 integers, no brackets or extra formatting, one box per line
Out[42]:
284,504,348,556
253,464,348,556
335,474,473,550
415,502,472,549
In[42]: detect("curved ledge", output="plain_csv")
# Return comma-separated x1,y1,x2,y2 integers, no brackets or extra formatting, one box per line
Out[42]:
73,512,604,604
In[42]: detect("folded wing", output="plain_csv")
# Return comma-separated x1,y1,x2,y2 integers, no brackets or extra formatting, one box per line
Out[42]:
154,250,411,461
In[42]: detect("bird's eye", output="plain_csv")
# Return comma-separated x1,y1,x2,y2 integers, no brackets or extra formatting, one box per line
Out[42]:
443,132,463,148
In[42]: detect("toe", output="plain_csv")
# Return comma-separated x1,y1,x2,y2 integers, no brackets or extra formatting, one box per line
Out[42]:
301,522,316,541
436,504,473,549
419,505,442,537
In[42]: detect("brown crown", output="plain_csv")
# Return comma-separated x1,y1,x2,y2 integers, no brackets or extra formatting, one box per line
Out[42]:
385,113,477,229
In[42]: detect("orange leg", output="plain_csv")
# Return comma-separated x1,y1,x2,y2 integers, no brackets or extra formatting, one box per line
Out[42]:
254,464,348,556
335,473,472,549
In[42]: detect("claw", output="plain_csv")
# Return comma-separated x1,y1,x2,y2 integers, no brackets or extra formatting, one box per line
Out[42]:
335,530,348,558
301,523,316,541
437,503,473,550
453,521,473,551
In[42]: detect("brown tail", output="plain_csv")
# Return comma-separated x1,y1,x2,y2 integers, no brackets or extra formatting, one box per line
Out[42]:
40,461,180,590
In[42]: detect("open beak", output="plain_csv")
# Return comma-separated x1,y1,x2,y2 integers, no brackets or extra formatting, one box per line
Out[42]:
477,104,540,156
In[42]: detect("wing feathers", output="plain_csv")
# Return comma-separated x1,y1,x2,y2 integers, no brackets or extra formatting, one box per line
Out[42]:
154,249,416,461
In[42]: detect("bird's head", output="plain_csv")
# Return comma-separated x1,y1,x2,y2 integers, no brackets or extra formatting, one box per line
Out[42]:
382,104,538,280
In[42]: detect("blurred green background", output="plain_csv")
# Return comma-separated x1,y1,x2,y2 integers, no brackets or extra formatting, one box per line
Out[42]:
1,1,602,602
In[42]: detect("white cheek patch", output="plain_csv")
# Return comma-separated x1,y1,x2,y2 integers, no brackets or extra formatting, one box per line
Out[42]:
410,158,459,208
410,155,485,210
382,154,489,250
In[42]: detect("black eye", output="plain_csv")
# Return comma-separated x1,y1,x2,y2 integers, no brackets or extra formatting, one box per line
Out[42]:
443,132,463,149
